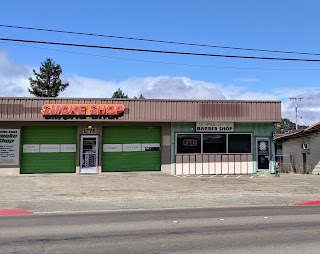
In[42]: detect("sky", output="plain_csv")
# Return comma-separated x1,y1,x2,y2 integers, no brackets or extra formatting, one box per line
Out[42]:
1,0,320,125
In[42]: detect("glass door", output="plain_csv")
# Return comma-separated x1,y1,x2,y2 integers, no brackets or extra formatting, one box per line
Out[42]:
80,135,98,173
256,138,270,171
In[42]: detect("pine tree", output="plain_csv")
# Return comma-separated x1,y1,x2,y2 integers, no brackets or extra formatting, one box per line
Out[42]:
134,94,145,99
28,58,69,97
112,88,128,98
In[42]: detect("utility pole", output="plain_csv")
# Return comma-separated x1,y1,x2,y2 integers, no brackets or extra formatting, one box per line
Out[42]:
289,97,303,129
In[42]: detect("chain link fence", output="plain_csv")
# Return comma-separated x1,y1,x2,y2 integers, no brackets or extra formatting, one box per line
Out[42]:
275,154,294,174
275,154,314,174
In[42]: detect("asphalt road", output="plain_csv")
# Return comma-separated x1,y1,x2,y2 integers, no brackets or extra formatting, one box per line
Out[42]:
1,206,320,254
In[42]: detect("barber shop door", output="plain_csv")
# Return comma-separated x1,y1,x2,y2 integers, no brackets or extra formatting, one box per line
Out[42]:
256,138,270,171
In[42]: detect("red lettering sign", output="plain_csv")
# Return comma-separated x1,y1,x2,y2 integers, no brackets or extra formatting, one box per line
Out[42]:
183,139,198,146
41,104,125,116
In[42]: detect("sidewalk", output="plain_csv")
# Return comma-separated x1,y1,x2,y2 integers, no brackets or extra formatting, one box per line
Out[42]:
0,173,319,213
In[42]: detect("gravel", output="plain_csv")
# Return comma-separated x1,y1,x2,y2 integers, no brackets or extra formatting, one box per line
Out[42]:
0,173,319,213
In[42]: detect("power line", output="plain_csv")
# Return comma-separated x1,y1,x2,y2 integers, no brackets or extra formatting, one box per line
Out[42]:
1,24,320,57
3,41,320,71
300,117,309,126
283,114,317,117
283,115,320,119
1,37,320,62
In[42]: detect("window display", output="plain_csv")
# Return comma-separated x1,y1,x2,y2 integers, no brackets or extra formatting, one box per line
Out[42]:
176,134,201,154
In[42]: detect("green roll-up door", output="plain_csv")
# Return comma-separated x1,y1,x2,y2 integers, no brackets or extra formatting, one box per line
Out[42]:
21,126,77,174
102,126,161,172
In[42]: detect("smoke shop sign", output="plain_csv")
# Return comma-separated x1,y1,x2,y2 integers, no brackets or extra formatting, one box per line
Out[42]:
196,122,234,132
41,104,125,119
0,129,20,165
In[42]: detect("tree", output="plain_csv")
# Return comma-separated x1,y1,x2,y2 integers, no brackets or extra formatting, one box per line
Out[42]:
274,118,308,134
133,94,145,99
111,88,145,99
112,88,128,98
28,58,69,97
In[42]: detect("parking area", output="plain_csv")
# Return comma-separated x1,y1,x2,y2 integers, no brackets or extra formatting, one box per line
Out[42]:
0,173,319,213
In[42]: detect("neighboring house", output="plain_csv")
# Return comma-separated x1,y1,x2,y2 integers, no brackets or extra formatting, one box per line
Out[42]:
275,122,320,174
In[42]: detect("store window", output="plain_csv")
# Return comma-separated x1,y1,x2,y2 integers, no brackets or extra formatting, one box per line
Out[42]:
228,134,252,153
203,134,226,153
176,133,252,154
176,134,201,154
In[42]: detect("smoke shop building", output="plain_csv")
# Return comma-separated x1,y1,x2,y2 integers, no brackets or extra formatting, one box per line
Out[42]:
0,97,281,175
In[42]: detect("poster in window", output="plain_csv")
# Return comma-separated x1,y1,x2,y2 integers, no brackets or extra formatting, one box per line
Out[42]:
257,140,269,155
176,134,201,154
0,129,20,165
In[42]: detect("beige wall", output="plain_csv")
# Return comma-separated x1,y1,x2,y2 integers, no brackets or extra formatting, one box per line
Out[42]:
282,133,320,173
161,123,171,174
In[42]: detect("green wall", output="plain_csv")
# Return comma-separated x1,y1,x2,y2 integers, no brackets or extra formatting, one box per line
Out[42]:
235,122,275,173
171,122,275,174
21,126,77,174
102,126,161,172
170,123,195,174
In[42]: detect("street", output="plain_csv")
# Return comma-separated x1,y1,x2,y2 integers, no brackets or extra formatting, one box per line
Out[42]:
1,206,320,254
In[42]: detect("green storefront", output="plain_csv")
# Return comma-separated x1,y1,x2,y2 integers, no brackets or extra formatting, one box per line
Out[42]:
18,125,162,174
102,126,161,172
21,126,77,174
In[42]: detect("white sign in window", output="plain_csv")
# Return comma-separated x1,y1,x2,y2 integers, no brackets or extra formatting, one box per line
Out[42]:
60,144,77,153
0,129,20,165
196,122,234,132
103,144,123,152
40,144,60,153
23,144,40,153
123,144,141,152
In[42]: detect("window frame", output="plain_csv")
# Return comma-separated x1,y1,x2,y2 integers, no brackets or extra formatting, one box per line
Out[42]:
175,133,202,155
227,133,253,154
175,132,253,155
202,133,228,154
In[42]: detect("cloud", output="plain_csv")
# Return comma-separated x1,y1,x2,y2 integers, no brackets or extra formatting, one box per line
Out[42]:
0,53,31,97
274,87,320,98
118,76,226,100
1,50,320,126
0,52,227,100
0,51,30,78
233,77,260,83
280,91,320,126
62,76,227,100
229,92,279,101
62,75,117,98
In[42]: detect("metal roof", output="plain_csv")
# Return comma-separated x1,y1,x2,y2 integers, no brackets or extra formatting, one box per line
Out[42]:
0,97,282,122
274,122,320,141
